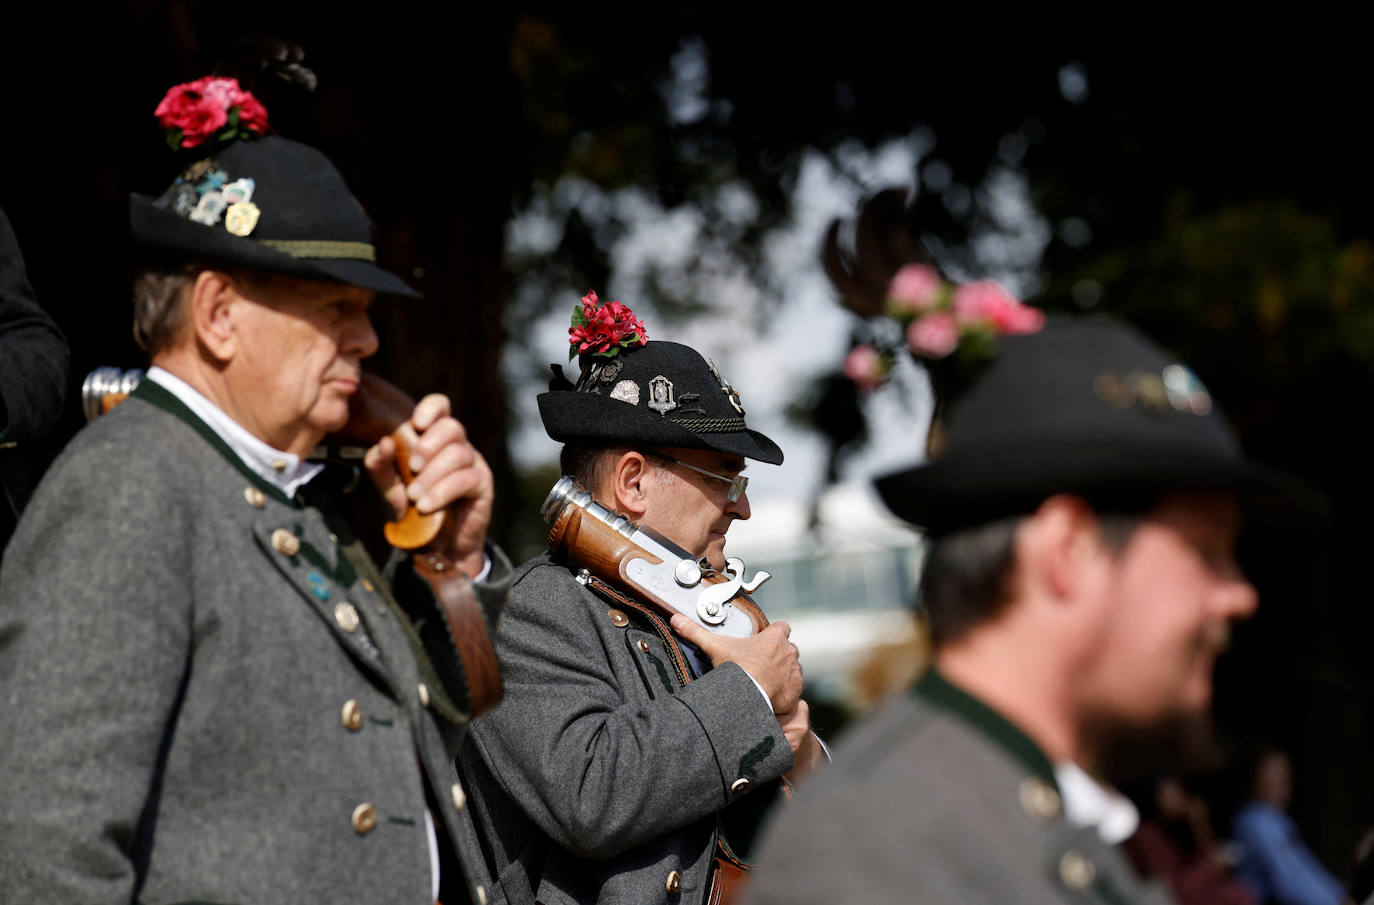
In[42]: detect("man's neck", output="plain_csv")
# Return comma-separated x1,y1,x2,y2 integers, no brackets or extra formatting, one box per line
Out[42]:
144,366,323,500
153,349,312,455
934,631,1085,765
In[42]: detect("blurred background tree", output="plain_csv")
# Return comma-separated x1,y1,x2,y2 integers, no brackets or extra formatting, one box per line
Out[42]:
3,5,1372,878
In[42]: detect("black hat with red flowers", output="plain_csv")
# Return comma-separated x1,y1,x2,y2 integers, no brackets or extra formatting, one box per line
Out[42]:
129,75,417,298
537,293,783,465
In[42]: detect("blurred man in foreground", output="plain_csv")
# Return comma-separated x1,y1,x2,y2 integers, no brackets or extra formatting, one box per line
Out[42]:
746,320,1319,905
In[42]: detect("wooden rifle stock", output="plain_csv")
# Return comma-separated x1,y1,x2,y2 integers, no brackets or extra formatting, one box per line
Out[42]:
339,374,502,717
546,505,660,583
544,479,770,636
331,373,445,550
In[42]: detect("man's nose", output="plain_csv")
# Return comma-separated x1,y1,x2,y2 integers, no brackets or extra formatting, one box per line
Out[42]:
1220,574,1259,621
347,313,379,359
729,489,751,521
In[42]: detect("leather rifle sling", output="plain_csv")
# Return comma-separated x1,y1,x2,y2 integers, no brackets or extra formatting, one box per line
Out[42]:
411,552,502,716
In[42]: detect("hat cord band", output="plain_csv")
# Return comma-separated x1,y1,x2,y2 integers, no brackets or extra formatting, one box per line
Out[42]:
671,417,747,433
258,239,377,262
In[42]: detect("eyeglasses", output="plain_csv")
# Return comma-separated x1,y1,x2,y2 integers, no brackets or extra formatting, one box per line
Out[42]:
645,452,748,502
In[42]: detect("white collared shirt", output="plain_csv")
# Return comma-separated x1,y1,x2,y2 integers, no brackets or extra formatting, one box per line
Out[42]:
1054,760,1140,845
146,367,324,498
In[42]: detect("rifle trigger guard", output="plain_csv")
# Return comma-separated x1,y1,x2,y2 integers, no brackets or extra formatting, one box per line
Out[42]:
695,557,772,626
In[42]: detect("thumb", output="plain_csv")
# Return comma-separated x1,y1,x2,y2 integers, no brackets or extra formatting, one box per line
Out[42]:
670,614,722,655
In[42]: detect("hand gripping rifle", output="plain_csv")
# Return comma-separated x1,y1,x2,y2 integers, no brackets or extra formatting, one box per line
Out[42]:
540,475,773,636
82,367,502,716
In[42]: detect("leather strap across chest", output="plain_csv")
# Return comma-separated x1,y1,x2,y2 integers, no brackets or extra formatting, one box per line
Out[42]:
584,575,696,688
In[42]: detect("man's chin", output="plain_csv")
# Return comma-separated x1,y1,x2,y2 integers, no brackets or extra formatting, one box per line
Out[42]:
307,408,353,446
1091,708,1222,784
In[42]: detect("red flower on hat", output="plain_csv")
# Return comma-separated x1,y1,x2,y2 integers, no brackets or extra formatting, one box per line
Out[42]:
155,76,269,150
568,291,649,360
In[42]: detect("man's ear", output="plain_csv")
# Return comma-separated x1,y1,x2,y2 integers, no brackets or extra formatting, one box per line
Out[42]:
1019,494,1107,603
188,270,240,365
607,451,652,520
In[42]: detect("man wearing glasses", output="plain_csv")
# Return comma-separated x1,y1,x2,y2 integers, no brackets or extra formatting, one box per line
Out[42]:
460,330,824,905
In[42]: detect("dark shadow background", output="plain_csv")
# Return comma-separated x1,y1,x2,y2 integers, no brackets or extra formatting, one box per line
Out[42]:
3,5,1371,881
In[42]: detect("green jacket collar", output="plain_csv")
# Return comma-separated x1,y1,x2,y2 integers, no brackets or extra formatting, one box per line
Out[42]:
914,667,1059,791
130,379,297,508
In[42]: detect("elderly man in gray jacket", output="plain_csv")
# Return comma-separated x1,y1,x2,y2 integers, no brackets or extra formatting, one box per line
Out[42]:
0,79,508,904
460,300,824,905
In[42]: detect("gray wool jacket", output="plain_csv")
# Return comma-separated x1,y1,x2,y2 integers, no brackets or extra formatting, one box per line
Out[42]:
744,669,1177,905
461,553,794,905
0,380,510,905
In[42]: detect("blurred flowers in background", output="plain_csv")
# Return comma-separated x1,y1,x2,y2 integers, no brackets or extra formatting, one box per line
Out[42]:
842,262,1044,396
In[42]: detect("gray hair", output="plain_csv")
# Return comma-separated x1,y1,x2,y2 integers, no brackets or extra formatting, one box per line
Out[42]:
131,262,200,353
559,443,633,495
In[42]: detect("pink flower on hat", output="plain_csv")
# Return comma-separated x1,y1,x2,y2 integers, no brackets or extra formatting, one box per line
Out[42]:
907,312,960,359
887,264,944,316
843,345,890,392
952,280,1044,334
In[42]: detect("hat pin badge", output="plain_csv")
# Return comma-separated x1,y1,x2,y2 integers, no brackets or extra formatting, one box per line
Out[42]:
221,177,260,237
1162,364,1213,415
708,358,745,415
648,375,677,414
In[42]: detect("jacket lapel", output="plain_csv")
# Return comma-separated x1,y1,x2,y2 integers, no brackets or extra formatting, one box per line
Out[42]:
251,512,395,690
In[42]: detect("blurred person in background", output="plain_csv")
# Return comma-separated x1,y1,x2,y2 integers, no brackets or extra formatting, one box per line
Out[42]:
1122,773,1256,905
1231,746,1353,905
0,204,70,550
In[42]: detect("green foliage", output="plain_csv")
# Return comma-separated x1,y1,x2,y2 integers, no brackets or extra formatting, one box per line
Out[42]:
1053,201,1374,448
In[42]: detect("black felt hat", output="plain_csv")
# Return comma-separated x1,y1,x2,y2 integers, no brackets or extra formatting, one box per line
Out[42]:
130,135,418,298
875,319,1321,531
538,341,784,465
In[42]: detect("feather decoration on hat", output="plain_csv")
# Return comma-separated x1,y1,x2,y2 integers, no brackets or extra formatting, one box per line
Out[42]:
216,33,317,95
822,187,925,318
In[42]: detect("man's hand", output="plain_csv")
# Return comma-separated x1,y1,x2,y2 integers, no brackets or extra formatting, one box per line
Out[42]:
363,393,493,578
778,701,826,779
669,615,803,715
